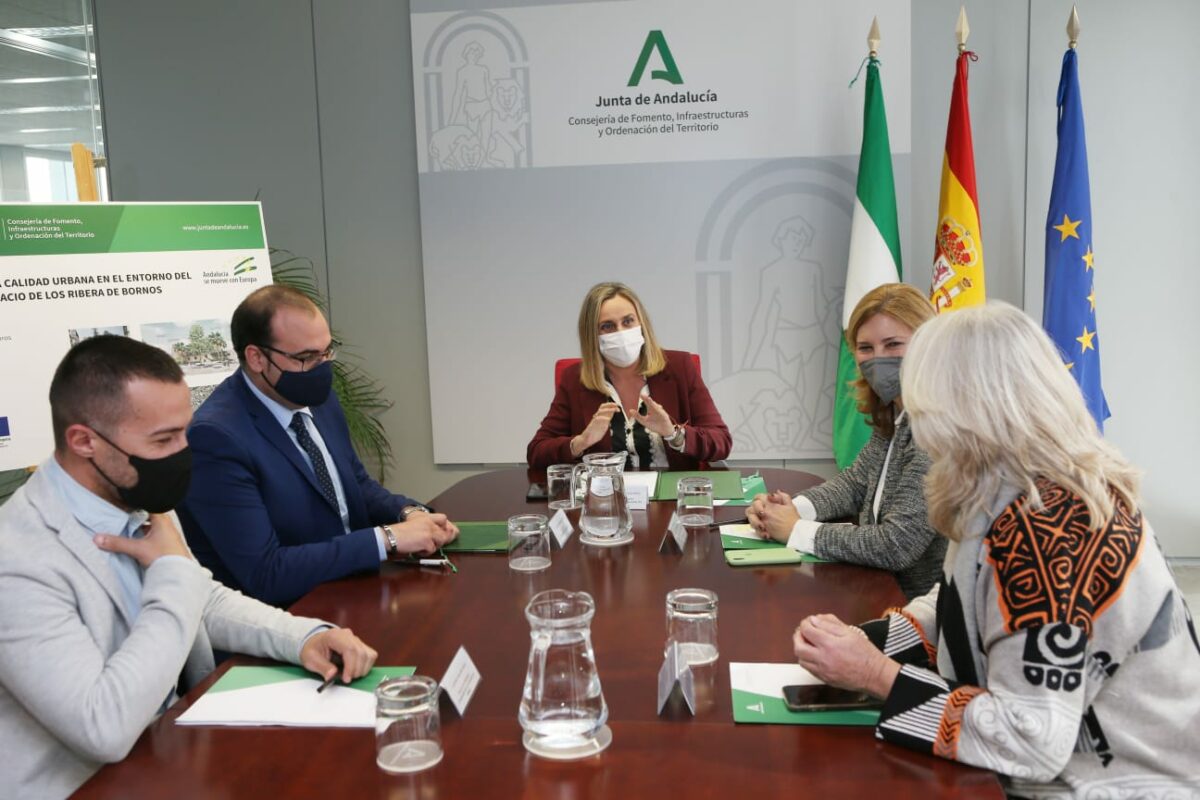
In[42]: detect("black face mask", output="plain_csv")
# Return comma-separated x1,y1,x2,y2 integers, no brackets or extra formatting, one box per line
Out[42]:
264,357,334,408
90,430,193,514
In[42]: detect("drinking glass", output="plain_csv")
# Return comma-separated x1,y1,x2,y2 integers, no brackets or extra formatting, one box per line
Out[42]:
375,676,443,773
676,476,714,527
666,588,718,666
509,514,551,572
547,464,576,510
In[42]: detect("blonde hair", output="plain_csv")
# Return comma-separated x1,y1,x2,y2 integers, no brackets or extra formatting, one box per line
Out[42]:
901,301,1139,541
845,283,936,437
577,282,666,393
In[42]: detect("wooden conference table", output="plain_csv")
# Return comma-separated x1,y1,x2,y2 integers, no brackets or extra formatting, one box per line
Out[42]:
78,468,1002,799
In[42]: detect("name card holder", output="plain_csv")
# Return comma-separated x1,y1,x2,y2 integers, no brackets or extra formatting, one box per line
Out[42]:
656,641,696,715
657,512,688,554
438,645,481,717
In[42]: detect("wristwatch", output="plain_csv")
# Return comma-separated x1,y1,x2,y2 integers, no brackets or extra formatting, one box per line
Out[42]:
401,504,429,521
667,424,686,449
380,523,399,557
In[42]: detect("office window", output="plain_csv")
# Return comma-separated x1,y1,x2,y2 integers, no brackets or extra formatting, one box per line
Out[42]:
0,0,107,201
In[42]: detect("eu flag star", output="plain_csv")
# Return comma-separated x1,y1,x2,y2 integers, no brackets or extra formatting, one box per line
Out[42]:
1076,326,1096,353
1054,214,1082,241
1082,246,1095,270
1087,287,1095,312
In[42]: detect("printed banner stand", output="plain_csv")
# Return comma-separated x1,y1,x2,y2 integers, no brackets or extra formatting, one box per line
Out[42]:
0,202,272,471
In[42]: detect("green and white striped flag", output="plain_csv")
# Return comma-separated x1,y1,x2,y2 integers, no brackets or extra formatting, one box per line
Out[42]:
833,56,902,468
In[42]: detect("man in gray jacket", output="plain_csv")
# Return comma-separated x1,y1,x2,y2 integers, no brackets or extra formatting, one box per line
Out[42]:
0,335,378,799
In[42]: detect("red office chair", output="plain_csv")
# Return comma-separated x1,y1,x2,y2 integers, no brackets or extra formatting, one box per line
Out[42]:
554,353,701,387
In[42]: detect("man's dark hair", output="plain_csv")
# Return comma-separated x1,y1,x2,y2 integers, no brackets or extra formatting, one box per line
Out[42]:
230,285,322,365
49,335,184,450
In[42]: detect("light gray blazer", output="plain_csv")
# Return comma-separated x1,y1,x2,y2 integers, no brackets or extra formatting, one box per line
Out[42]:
0,467,328,800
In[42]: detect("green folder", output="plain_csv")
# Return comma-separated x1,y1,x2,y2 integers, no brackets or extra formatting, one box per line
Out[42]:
730,687,879,726
719,473,768,507
724,548,830,566
719,523,785,551
652,470,743,501
441,521,509,553
207,665,416,694
729,663,879,726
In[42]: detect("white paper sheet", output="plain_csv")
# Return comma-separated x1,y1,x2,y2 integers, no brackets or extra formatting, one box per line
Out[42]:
176,666,415,728
622,471,660,496
177,677,375,727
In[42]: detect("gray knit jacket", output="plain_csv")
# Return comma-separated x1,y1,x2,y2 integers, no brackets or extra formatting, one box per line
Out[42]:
800,413,946,599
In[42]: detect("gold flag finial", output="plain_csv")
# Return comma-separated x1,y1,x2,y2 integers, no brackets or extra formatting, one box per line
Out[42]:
956,6,970,53
868,16,881,58
1067,5,1081,49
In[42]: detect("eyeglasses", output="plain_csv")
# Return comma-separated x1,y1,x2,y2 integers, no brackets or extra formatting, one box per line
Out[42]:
256,341,339,371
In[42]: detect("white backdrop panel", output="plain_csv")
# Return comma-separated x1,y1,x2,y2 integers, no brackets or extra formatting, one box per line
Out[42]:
411,0,912,463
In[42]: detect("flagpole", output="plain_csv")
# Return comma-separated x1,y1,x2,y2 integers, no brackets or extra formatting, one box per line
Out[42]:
833,16,902,466
1067,4,1081,49
956,6,970,53
931,4,986,312
1043,2,1109,428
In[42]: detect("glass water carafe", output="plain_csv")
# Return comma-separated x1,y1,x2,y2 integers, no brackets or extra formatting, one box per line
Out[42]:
572,452,632,541
519,589,608,752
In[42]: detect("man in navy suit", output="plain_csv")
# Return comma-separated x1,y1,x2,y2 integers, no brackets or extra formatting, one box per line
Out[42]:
179,285,458,606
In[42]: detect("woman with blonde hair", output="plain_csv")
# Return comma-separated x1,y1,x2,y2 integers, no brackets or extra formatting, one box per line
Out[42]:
526,282,731,470
748,282,944,599
792,302,1199,798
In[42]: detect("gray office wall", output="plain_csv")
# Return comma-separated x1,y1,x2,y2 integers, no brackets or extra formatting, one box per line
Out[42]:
1023,0,1200,558
94,0,329,300
94,0,1198,556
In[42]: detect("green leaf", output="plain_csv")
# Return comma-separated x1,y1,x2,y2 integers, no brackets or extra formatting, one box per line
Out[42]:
0,468,31,507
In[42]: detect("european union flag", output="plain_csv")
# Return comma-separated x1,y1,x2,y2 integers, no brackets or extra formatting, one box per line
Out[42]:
1044,48,1110,430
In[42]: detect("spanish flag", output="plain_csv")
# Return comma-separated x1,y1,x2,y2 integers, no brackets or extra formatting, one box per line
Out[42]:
930,52,986,312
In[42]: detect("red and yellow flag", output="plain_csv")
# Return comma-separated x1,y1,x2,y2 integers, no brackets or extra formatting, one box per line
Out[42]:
930,52,986,312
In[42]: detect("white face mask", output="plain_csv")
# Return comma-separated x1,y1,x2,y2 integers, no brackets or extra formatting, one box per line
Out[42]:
598,326,644,368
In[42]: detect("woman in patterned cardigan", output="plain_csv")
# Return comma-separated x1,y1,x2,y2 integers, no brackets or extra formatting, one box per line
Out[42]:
749,282,944,600
792,302,1199,799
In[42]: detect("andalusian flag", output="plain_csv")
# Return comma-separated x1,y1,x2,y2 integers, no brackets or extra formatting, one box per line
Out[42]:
930,52,986,312
833,56,901,468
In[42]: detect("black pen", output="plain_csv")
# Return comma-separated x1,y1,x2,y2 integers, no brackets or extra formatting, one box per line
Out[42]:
315,653,344,694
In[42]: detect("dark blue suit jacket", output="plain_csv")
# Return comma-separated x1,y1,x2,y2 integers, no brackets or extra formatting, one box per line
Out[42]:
178,372,420,606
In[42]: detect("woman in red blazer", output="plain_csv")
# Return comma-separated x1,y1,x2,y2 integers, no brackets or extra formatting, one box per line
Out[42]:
527,282,732,470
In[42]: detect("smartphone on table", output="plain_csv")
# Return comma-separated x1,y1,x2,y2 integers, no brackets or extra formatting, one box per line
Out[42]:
782,684,882,712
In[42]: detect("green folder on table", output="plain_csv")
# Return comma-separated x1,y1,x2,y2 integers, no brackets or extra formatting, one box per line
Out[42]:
724,548,830,566
719,524,831,564
719,523,781,551
652,470,744,501
441,521,509,553
206,665,415,694
718,473,767,507
729,663,879,726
